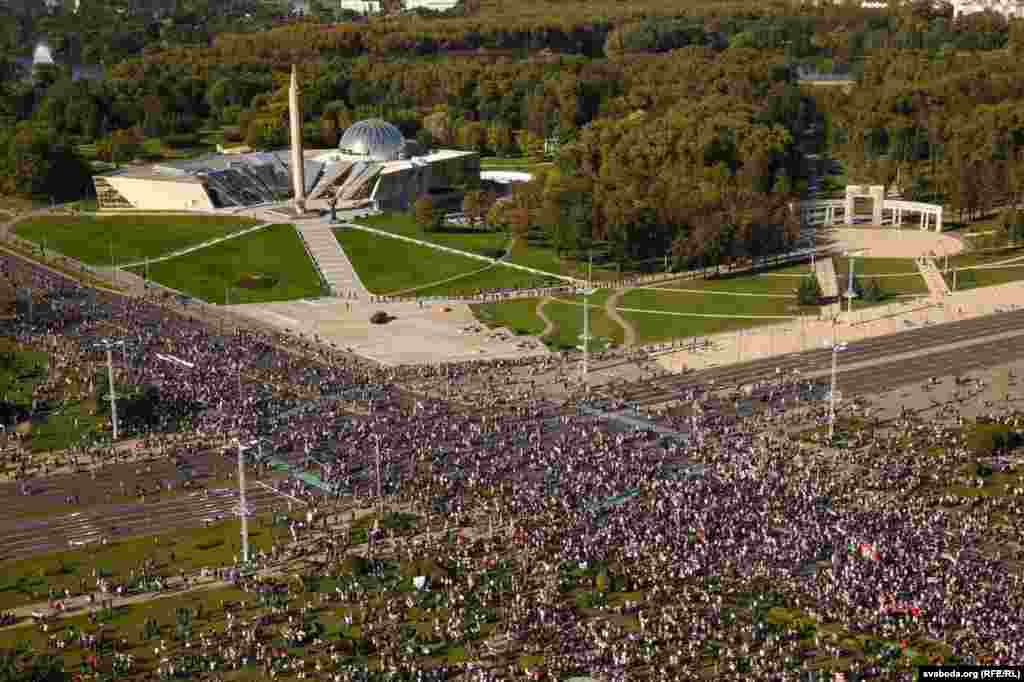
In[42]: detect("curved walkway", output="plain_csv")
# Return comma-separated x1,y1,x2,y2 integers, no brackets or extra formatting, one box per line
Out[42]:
536,297,556,339
605,289,637,347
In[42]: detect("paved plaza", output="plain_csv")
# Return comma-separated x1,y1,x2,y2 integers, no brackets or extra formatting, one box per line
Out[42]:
230,298,548,365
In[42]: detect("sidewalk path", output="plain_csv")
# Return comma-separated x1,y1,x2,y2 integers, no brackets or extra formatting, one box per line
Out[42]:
814,256,842,318
917,256,951,298
536,297,556,339
605,289,637,347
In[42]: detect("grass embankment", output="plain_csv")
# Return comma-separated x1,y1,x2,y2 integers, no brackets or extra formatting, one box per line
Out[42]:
334,227,496,295
13,215,257,266
943,245,1024,291
473,292,619,350
0,339,107,454
128,224,322,304
353,214,617,281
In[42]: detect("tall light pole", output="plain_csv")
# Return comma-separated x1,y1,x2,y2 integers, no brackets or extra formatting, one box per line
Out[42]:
828,323,849,443
95,339,124,441
235,438,251,564
577,251,596,391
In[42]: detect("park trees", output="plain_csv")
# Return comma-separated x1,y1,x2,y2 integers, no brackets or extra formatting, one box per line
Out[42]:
413,195,443,232
0,123,91,200
461,190,495,228
797,274,822,305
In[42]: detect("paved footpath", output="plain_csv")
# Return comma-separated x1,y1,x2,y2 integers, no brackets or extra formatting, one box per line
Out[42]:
917,256,951,298
814,257,841,318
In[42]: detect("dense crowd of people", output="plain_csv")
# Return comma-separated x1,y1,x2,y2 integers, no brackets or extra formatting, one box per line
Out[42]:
1,249,1022,680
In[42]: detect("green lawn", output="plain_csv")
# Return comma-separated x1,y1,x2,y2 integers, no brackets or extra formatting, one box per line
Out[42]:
353,213,507,258
334,227,493,295
127,224,323,304
663,272,803,296
947,245,1024,269
0,345,48,406
946,263,1024,291
834,256,929,296
353,213,617,281
543,296,621,350
472,298,546,336
25,398,107,453
13,215,257,266
617,287,810,344
620,288,801,317
411,264,559,298
470,291,618,349
0,517,280,610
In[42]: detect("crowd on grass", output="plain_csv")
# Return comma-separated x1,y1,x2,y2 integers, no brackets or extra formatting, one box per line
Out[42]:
2,251,1024,680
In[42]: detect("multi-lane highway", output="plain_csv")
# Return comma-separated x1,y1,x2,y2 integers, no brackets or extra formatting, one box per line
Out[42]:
0,451,294,559
617,306,1024,405
0,485,286,558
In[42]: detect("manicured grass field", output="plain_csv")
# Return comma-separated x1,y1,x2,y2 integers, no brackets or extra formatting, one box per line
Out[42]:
13,215,257,266
833,256,929,296
662,272,803,296
543,296,621,350
471,291,617,348
353,213,616,281
472,298,547,336
127,224,322,304
618,308,805,345
946,245,1024,269
947,263,1024,291
617,287,810,345
411,264,558,298
620,288,802,317
353,213,507,258
334,227,493,294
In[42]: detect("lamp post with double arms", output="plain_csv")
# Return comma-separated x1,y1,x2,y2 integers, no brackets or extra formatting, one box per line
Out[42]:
95,339,125,441
828,322,849,443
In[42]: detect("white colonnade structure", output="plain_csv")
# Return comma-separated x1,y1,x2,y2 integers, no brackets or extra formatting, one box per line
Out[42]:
796,184,943,232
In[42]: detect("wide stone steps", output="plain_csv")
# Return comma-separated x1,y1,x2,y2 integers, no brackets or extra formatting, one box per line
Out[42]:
296,223,368,298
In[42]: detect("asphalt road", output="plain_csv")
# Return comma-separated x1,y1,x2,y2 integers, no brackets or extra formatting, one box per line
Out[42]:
0,484,285,558
618,306,1024,405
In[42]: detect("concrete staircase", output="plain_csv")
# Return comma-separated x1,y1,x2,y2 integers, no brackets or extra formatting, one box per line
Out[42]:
295,222,368,299
916,256,951,298
814,257,842,318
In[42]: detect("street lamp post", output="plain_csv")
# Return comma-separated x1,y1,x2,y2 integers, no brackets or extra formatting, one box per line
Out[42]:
95,339,125,441
235,438,251,564
577,252,596,391
828,325,849,443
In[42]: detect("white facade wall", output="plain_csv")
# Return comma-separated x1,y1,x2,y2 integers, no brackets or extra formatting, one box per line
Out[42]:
106,176,215,211
404,0,458,10
953,0,1024,17
339,0,380,11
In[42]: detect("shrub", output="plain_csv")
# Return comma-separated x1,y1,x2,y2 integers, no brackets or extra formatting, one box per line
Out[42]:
163,133,201,149
222,126,244,143
797,274,822,306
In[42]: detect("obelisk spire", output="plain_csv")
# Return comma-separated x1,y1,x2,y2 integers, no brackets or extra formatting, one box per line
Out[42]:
289,64,306,214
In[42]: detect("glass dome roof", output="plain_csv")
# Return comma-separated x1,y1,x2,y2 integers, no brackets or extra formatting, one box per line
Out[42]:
338,119,404,162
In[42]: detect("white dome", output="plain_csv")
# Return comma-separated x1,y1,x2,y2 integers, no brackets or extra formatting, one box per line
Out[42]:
338,119,404,161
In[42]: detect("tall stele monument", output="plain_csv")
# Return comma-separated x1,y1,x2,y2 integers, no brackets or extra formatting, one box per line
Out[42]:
289,64,306,214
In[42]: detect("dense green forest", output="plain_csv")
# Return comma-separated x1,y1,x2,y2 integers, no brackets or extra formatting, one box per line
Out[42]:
3,0,1024,266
